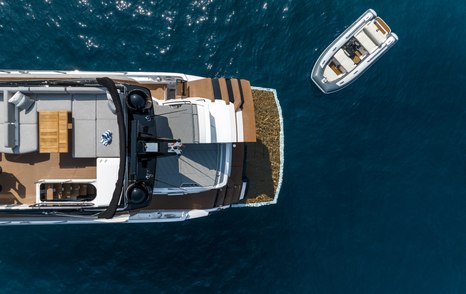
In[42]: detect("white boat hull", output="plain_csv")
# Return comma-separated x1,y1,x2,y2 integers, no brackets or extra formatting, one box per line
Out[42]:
310,9,398,94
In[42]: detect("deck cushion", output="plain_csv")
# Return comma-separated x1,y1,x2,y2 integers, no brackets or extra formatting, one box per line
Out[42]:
355,31,378,53
96,96,117,120
8,91,35,111
4,123,15,147
72,94,96,119
36,94,72,112
334,49,356,72
364,22,387,46
3,100,15,124
19,102,38,124
17,123,38,153
73,119,96,158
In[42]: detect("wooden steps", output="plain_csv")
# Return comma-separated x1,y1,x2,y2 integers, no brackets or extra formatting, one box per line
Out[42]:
239,80,256,142
214,187,227,207
185,77,257,143
216,143,245,206
187,78,215,102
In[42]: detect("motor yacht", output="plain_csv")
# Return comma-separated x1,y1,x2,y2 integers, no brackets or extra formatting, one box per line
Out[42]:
0,70,283,224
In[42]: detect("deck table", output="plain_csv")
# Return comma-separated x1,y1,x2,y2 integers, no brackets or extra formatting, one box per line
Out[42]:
39,111,69,153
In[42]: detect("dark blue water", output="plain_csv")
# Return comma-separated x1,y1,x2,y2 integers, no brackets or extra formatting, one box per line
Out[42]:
1,0,466,292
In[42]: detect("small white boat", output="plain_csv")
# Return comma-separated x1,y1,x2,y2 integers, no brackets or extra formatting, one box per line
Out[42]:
310,9,398,94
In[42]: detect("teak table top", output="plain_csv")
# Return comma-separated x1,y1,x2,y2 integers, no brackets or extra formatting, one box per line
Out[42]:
39,111,69,153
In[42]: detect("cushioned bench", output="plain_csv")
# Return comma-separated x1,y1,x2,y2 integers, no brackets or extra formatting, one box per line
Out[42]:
0,89,38,154
70,87,119,158
0,86,119,157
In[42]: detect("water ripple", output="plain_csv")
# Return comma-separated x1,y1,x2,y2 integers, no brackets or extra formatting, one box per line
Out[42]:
0,1,465,293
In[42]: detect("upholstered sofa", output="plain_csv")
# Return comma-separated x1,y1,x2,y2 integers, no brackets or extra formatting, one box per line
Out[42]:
0,89,38,154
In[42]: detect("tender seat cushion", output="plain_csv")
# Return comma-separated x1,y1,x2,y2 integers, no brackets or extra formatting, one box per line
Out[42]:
355,30,378,53
364,22,387,46
334,49,356,72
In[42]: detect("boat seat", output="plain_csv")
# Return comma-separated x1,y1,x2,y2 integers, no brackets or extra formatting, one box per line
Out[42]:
71,88,119,158
323,65,340,82
73,118,96,158
30,87,72,112
363,22,387,46
0,90,38,154
334,49,356,72
355,30,378,54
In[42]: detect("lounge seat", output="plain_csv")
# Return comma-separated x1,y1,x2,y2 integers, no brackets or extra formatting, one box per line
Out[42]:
363,22,387,46
355,30,378,54
0,90,38,154
334,49,356,72
71,87,119,158
73,119,96,158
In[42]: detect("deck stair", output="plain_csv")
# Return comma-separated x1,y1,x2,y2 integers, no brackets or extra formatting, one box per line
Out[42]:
186,78,257,143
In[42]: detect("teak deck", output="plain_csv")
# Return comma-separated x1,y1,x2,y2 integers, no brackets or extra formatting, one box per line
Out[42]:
0,152,96,204
186,78,257,142
132,88,280,210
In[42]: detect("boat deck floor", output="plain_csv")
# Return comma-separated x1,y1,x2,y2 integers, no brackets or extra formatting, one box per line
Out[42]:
154,144,221,189
0,152,96,205
134,89,281,211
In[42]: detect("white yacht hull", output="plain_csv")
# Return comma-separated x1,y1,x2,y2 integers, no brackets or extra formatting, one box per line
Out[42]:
0,70,284,225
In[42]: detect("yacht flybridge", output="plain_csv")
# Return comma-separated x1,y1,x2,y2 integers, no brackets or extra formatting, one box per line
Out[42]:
311,9,398,93
0,70,283,224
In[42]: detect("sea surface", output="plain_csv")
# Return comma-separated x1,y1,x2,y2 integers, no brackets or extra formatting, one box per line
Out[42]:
1,0,466,293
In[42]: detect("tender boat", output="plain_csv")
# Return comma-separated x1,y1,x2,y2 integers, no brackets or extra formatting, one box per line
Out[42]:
310,9,398,94
0,70,284,224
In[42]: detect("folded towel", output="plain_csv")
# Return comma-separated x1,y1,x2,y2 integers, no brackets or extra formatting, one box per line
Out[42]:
100,130,112,146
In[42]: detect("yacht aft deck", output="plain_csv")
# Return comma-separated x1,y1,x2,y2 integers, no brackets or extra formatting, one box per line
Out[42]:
0,152,96,205
0,85,118,206
0,70,283,224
